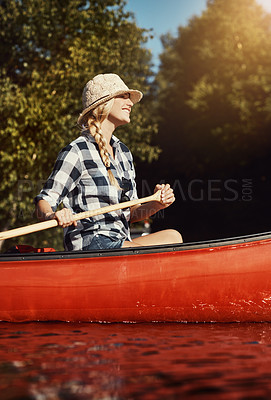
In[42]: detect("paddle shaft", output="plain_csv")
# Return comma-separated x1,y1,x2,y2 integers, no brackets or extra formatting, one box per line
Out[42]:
0,190,162,241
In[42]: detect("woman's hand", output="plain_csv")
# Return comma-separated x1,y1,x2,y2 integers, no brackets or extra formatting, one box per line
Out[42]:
130,183,175,223
154,183,175,209
36,200,77,228
53,208,77,228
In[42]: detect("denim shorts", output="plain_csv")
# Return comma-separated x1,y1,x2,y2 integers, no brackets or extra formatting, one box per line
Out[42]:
86,234,124,250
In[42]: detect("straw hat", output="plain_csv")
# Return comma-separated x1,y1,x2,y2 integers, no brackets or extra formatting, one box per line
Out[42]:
77,73,143,125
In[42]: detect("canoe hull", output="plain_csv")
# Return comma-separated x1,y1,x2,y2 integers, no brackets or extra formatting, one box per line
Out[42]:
1,233,271,323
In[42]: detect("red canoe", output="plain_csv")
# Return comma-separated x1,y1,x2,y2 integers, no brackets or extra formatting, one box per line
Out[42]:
1,232,271,323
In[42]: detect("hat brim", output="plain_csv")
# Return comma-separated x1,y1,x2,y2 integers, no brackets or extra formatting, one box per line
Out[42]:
77,89,143,125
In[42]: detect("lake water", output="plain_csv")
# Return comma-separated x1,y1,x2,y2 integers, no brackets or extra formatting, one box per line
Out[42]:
1,322,271,399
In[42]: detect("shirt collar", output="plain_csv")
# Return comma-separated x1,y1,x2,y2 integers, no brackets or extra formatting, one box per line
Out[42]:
82,131,120,147
110,135,120,147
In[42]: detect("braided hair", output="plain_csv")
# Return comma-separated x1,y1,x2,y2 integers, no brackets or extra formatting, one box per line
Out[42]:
86,99,120,189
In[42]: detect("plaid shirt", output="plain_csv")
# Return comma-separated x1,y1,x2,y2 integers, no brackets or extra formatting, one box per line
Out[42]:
35,133,138,251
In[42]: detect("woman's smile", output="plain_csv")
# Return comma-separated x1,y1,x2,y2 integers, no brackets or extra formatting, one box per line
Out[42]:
108,94,133,127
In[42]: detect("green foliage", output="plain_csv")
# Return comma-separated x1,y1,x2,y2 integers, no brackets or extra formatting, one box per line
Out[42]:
0,0,159,250
156,0,271,177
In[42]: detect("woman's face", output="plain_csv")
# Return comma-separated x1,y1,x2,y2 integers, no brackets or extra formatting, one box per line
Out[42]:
107,93,133,127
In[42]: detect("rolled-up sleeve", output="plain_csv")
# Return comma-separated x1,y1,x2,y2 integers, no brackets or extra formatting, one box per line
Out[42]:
34,145,82,211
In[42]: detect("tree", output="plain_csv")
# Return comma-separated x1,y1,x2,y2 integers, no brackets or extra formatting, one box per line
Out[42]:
156,0,271,177
0,0,159,250
148,0,271,242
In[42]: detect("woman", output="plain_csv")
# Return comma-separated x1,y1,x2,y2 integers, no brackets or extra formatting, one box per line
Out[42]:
35,73,182,250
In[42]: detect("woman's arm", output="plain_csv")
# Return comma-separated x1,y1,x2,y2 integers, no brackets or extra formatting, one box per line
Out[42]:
35,199,77,228
130,183,175,223
34,144,83,228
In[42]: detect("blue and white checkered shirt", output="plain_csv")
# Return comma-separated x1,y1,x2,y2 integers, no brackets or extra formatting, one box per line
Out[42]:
35,133,138,251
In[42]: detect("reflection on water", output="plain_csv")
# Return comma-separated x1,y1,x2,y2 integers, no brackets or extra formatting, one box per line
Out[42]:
1,322,271,399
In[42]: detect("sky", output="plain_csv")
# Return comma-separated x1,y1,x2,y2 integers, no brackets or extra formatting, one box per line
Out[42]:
125,0,271,72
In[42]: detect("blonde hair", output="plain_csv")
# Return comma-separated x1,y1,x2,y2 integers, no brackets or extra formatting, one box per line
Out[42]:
86,99,120,189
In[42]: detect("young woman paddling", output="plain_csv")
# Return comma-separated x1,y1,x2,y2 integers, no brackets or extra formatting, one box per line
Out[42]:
35,73,182,250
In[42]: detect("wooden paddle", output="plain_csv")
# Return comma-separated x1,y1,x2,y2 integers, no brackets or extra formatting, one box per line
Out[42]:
0,190,162,241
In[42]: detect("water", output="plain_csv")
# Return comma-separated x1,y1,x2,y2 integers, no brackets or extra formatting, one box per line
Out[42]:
1,322,271,399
